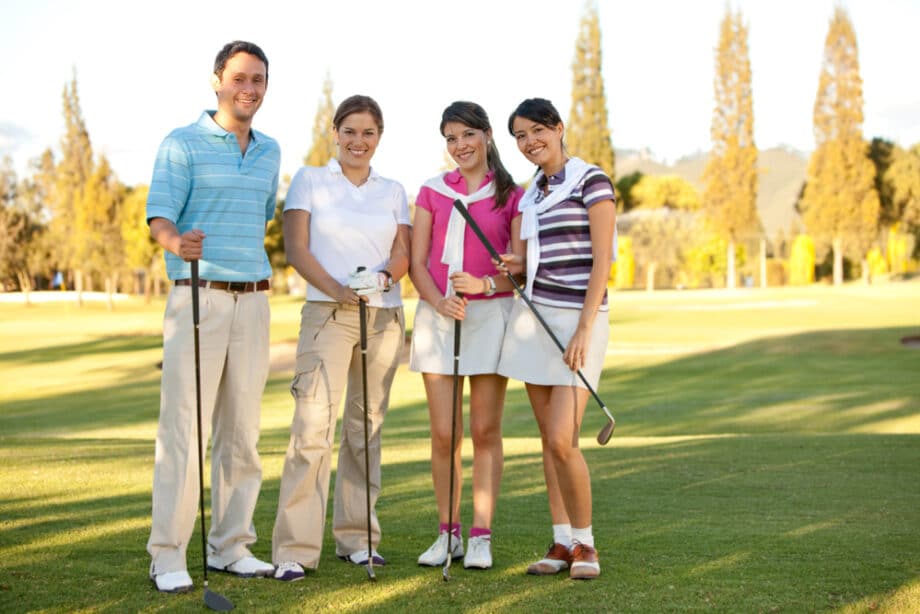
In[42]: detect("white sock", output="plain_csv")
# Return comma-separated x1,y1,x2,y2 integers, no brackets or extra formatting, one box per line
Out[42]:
552,523,573,548
572,526,594,548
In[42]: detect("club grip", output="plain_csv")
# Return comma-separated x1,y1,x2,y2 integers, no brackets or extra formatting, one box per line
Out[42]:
190,260,200,325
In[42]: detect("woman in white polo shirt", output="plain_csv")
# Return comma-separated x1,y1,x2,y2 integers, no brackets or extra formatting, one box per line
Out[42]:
271,95,411,581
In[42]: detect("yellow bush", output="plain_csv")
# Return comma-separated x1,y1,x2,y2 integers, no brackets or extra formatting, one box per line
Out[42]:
789,235,815,285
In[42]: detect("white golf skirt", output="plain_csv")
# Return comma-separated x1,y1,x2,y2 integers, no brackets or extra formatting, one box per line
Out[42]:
497,298,609,389
409,296,514,375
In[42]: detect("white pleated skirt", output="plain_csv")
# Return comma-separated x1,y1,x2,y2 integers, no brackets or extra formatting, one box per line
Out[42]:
409,297,514,375
497,298,609,389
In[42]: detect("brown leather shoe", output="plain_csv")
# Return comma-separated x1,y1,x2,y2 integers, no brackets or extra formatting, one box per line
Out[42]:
569,543,600,579
526,543,573,575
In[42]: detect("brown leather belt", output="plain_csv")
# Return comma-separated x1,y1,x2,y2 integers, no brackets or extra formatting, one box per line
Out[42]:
175,278,271,293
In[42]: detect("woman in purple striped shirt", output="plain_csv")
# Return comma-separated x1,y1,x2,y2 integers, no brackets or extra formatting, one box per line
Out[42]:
497,98,616,580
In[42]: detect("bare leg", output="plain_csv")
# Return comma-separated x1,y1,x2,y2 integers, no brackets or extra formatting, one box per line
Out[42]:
468,374,507,529
423,373,464,523
528,383,592,527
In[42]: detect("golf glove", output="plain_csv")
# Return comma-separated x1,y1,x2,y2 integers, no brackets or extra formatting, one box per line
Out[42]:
347,268,379,296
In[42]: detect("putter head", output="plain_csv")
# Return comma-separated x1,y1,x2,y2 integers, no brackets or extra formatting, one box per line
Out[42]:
366,565,377,582
442,566,451,582
204,588,234,612
596,419,615,445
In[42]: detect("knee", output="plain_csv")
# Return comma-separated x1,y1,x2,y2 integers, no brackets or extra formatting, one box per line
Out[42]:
430,428,458,456
470,420,501,449
543,433,576,464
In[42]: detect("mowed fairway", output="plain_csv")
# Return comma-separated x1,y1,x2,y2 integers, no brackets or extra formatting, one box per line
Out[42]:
1,283,919,613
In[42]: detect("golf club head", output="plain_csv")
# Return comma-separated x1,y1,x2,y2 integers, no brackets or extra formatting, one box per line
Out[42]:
596,419,615,445
204,588,234,612
442,566,451,582
366,564,377,582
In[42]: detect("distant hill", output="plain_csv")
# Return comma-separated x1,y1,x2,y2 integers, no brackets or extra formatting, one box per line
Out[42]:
615,146,807,238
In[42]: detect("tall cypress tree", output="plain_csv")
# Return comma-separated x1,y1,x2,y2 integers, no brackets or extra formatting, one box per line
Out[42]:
800,7,879,285
567,1,615,179
53,71,95,302
304,72,336,167
702,8,759,289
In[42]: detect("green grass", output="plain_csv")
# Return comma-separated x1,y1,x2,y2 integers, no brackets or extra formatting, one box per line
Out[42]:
1,283,919,612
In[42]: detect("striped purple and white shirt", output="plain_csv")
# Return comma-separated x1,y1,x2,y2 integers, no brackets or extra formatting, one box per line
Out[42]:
531,166,615,309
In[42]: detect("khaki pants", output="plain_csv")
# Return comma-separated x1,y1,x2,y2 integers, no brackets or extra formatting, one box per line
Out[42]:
272,301,404,567
147,286,270,575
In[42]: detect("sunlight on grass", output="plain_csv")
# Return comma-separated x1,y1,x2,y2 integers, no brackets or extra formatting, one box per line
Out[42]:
687,551,752,577
2,283,919,612
784,519,842,538
837,577,920,614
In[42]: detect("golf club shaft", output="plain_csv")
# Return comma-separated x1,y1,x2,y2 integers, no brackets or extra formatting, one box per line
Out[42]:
450,200,615,443
191,261,210,586
358,292,376,580
444,298,462,580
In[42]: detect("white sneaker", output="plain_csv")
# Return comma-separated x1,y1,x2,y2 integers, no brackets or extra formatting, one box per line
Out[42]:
463,535,493,569
273,561,305,582
417,532,464,566
151,570,193,593
339,549,387,566
208,555,274,577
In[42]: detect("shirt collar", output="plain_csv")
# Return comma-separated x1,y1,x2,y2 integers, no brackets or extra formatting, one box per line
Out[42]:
327,158,380,182
537,166,566,190
445,168,495,191
197,110,259,144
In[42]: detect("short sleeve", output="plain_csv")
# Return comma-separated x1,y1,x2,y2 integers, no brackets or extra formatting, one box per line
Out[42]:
393,182,411,226
582,169,615,209
415,185,435,215
146,134,191,224
284,167,313,213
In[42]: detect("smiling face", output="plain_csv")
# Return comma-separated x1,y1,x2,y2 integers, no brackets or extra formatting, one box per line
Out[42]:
212,52,267,125
335,111,381,172
510,116,565,172
443,121,490,176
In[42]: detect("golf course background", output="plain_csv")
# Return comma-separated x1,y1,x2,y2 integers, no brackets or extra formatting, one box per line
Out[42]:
1,282,918,612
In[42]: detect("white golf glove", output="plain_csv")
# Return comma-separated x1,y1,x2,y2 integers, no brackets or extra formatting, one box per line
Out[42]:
347,268,379,296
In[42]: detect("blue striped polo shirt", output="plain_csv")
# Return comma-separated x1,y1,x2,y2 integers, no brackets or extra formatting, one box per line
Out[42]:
146,111,281,281
532,166,615,309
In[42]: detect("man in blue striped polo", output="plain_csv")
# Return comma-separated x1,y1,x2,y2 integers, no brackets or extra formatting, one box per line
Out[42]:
145,40,280,594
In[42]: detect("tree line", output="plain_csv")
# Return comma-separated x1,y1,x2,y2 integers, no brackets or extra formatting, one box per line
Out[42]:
2,2,918,304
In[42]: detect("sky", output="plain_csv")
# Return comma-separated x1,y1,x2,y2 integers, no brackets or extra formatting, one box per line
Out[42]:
1,0,918,199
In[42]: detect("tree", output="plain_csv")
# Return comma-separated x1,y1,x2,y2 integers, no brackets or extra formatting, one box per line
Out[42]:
0,156,47,301
868,138,897,226
74,156,125,309
886,144,920,229
614,171,642,212
619,209,696,290
632,175,701,211
303,73,336,167
799,7,880,285
52,71,96,303
120,185,162,300
567,0,615,178
702,7,759,289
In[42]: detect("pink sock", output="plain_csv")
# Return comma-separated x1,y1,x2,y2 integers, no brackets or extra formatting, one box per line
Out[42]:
439,522,462,537
470,527,491,539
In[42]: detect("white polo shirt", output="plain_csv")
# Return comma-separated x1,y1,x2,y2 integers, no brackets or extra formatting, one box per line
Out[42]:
285,159,411,308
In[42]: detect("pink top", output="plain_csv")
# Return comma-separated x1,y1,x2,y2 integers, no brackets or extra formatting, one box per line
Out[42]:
416,169,524,299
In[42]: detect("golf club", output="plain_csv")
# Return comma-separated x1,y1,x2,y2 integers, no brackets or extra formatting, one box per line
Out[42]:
190,260,234,611
450,199,616,445
443,294,462,582
356,268,377,582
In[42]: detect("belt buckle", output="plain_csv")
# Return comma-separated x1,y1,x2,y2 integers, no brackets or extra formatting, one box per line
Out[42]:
227,281,248,293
